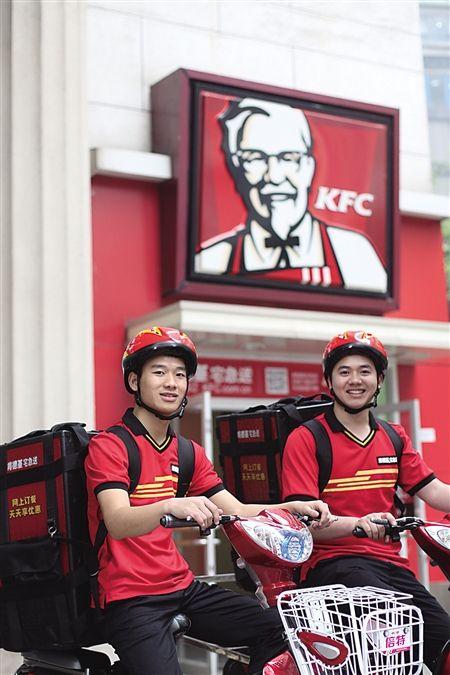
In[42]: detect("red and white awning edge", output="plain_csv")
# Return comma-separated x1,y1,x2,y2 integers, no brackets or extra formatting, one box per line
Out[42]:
127,300,450,365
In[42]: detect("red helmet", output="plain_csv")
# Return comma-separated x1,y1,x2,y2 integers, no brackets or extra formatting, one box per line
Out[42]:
122,326,197,393
323,330,388,382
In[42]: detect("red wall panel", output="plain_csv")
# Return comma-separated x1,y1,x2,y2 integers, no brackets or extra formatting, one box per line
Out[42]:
399,362,450,581
387,216,448,321
91,176,162,429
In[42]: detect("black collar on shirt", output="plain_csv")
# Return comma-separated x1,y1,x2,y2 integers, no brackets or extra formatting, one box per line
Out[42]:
122,408,174,452
324,407,379,447
324,406,379,433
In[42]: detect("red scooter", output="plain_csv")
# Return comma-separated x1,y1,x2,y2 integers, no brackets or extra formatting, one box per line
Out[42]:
16,510,429,675
353,514,450,675
162,509,424,675
161,508,313,674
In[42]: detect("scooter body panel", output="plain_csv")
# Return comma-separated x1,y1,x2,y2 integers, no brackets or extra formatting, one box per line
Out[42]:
263,650,298,675
411,518,450,581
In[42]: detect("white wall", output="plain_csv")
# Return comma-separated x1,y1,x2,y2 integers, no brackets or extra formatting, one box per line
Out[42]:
87,0,432,192
1,0,95,442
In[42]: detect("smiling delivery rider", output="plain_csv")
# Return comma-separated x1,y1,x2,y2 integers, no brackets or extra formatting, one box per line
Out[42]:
282,330,450,672
85,326,333,675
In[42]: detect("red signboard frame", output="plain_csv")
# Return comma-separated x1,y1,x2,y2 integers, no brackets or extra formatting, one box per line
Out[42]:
151,69,399,313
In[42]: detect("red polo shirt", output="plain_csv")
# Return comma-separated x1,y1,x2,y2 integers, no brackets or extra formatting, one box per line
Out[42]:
86,409,224,606
282,408,435,578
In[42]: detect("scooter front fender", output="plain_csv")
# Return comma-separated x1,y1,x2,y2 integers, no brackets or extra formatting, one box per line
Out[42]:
263,650,298,675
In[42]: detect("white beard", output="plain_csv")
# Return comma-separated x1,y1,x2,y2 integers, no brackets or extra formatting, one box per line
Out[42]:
270,199,305,239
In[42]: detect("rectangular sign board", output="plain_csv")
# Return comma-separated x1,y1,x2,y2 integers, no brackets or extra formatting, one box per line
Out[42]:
152,69,399,313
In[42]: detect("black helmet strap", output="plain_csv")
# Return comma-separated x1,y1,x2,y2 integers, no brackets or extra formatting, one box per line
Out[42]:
330,386,380,415
134,379,189,421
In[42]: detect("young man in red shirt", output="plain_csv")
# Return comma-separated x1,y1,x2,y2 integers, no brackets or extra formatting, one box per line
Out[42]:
282,330,450,672
86,326,332,675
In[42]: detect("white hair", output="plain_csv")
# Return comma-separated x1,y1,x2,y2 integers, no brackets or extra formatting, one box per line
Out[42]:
221,97,312,156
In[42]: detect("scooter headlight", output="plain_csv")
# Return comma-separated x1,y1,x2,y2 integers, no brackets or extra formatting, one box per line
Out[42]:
240,521,313,563
425,525,450,550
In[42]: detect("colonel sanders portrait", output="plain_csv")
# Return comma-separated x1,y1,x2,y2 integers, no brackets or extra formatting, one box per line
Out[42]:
194,98,388,293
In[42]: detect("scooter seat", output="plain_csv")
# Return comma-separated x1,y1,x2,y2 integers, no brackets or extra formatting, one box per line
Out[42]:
21,647,111,672
20,615,190,673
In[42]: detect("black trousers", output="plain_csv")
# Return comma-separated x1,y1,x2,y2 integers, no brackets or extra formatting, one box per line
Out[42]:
305,556,450,671
104,580,284,675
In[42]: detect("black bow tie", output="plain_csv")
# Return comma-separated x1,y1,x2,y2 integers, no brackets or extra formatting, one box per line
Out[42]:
264,234,300,249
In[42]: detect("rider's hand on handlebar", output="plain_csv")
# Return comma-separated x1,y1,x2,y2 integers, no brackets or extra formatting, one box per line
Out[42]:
290,500,335,529
354,512,397,543
162,497,223,529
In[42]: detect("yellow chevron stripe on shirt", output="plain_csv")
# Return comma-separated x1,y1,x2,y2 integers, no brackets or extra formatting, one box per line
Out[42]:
324,481,396,493
132,489,175,498
134,485,175,493
327,469,398,485
135,477,178,490
327,476,371,484
355,469,398,476
331,479,397,488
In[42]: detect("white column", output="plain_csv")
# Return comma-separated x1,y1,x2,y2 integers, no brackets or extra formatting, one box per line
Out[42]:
386,357,400,424
1,0,94,442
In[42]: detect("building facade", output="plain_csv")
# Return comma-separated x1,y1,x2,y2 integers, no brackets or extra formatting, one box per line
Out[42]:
1,1,449,671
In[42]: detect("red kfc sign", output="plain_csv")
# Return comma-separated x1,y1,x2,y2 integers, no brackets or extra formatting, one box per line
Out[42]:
152,70,399,313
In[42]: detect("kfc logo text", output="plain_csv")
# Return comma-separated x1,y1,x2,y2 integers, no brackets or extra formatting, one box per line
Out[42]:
314,187,374,216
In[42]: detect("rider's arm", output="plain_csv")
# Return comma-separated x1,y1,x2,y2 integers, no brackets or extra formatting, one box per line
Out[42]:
97,489,223,539
278,425,335,527
305,515,358,540
87,432,223,539
310,511,397,542
99,487,332,539
416,478,450,512
210,489,333,528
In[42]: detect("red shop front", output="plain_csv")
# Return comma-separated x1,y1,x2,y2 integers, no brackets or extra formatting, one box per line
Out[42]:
90,70,450,593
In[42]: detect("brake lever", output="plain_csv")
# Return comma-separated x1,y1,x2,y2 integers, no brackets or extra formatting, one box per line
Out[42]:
199,514,240,537
369,518,402,542
294,514,318,526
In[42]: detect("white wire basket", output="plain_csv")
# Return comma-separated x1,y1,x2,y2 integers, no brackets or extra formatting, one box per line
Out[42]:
277,584,423,675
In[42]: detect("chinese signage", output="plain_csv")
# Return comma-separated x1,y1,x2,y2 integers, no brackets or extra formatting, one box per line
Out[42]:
7,455,39,471
9,494,41,519
152,70,399,313
189,358,324,398
6,442,48,540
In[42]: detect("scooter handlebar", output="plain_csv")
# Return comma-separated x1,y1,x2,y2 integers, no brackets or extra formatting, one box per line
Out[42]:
161,513,316,530
352,517,423,540
352,525,368,538
160,515,200,529
160,514,238,530
352,518,397,539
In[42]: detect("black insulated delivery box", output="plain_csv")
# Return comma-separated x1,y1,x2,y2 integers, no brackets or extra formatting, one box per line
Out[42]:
217,395,333,504
0,424,96,652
